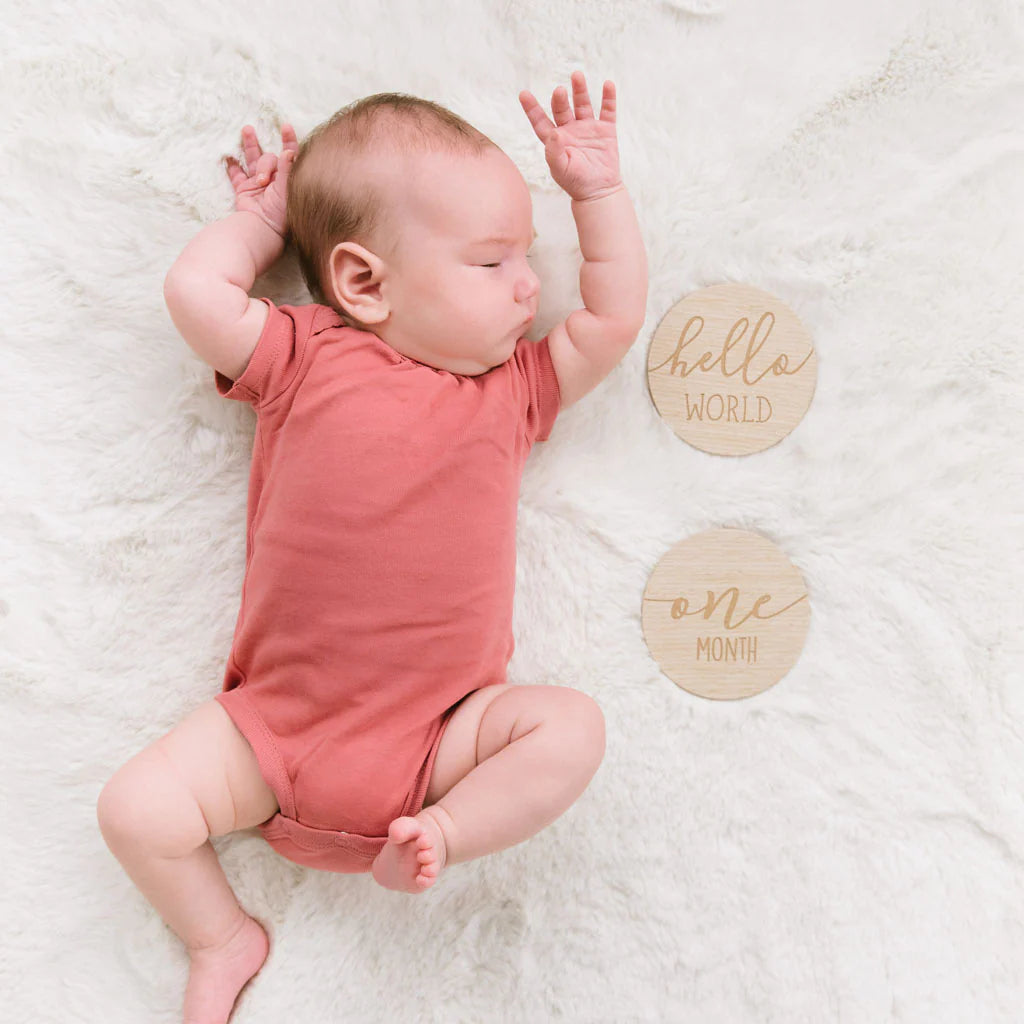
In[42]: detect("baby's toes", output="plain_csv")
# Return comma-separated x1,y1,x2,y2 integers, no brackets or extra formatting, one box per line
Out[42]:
417,859,440,883
388,816,422,845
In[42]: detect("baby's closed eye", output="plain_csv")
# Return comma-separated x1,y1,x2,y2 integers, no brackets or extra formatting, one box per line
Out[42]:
479,254,535,269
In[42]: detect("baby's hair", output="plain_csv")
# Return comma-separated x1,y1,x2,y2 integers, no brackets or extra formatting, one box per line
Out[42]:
287,92,497,322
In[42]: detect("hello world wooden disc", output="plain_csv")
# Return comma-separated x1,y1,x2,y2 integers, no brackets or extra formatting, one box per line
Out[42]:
641,528,811,700
647,283,817,455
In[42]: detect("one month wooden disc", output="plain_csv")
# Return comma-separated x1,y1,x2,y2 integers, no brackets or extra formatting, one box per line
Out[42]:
647,283,817,455
641,528,811,700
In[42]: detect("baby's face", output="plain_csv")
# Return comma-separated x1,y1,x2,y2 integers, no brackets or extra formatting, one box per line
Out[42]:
371,147,541,376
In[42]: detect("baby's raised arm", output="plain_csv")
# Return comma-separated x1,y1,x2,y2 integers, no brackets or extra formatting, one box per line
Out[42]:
163,125,298,383
519,73,648,411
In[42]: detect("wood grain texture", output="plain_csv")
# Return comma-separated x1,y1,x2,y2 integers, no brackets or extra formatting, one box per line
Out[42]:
647,283,817,455
642,528,811,699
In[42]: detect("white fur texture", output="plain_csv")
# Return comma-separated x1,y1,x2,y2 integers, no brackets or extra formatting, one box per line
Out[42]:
3,1,1022,1021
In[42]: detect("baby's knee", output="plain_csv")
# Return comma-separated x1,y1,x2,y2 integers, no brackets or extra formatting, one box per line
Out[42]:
96,747,210,857
553,688,606,775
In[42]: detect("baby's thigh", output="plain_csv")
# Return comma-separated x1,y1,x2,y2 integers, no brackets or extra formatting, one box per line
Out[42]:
165,700,279,835
103,699,279,840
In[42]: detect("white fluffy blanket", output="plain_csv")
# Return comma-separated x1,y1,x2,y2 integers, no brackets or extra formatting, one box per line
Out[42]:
4,0,1022,1020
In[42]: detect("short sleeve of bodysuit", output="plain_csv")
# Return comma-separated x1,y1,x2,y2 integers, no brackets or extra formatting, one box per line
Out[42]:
512,334,562,444
214,298,562,445
214,298,315,408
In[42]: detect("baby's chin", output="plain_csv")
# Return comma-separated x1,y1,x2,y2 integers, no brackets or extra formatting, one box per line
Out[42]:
489,332,518,354
459,333,518,375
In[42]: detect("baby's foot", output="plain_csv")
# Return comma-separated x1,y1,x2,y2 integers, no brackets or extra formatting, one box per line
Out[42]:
183,912,269,1024
371,807,448,893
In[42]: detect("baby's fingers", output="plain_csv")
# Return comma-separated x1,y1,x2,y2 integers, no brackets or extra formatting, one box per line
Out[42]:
280,121,300,156
224,122,297,191
518,89,556,146
276,149,296,188
277,148,296,173
240,124,264,174
223,154,251,187
222,153,271,196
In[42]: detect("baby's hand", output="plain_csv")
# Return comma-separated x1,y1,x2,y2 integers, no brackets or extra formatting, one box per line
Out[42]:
222,123,299,237
519,71,622,203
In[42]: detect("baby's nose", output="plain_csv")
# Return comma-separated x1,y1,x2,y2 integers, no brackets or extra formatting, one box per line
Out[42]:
519,269,540,301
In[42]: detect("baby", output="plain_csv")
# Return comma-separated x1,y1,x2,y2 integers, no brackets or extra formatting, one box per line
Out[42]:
97,71,647,1024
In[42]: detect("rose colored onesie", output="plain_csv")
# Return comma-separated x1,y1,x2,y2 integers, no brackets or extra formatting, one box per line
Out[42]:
212,298,561,873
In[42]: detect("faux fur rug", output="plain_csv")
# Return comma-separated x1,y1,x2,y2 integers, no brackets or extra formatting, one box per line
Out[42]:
4,1,1022,1021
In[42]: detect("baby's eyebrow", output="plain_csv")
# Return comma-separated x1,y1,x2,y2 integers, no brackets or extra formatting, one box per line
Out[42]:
472,228,538,245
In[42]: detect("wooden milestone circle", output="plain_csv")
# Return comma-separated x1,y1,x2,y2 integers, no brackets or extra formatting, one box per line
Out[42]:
647,283,817,455
641,528,811,700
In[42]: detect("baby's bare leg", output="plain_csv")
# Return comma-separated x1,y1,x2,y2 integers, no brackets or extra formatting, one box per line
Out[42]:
96,699,279,1024
372,684,606,892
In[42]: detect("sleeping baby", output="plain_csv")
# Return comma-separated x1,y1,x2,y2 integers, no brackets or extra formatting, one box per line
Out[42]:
97,70,647,1024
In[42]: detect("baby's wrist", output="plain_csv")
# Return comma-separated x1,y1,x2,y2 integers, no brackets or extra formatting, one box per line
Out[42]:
230,210,288,280
237,208,287,241
571,182,626,204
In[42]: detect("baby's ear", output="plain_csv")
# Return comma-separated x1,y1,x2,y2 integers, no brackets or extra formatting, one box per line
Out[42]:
327,242,390,326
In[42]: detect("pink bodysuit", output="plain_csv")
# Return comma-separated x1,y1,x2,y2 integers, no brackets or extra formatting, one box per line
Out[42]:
213,298,561,873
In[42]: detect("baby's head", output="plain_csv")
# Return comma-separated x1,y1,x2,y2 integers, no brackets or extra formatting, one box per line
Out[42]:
287,93,540,376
